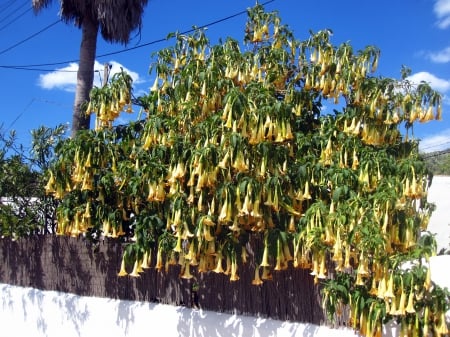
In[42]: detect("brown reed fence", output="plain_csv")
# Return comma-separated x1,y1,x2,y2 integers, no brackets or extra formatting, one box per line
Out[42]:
0,234,324,324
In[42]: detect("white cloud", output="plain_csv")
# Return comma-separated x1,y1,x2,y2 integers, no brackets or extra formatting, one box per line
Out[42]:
38,62,78,91
407,71,450,93
419,128,450,152
434,0,450,29
38,60,141,92
427,46,450,63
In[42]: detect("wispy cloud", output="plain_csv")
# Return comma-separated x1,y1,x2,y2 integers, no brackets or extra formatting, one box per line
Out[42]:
419,128,450,152
38,61,141,92
434,0,450,29
407,71,450,93
426,46,450,63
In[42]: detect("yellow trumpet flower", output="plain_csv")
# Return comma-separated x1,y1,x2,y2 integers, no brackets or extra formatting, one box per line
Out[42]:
436,311,449,336
395,288,407,316
419,105,434,123
181,261,193,279
232,150,248,172
252,265,263,286
129,260,141,277
84,150,92,168
405,290,415,314
283,213,295,232
45,171,56,194
83,201,91,219
182,222,194,240
384,274,395,299
117,257,128,276
359,310,367,336
189,251,199,267
224,255,231,275
260,238,270,267
250,197,262,218
317,254,327,279
274,240,285,271
332,231,343,262
202,225,214,242
368,278,378,296
155,248,163,271
218,150,230,169
303,181,312,200
173,233,183,253
229,217,240,232
377,276,386,300
264,188,273,207
141,251,151,269
357,252,369,276
436,104,442,121
213,254,224,274
352,149,359,170
81,172,93,191
136,259,144,273
230,258,240,281
355,273,365,286
310,254,319,276
240,193,252,216
389,294,397,316
344,244,352,269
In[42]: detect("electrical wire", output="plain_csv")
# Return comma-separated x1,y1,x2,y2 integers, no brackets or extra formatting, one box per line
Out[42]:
7,98,35,131
0,0,274,133
0,0,27,22
0,0,19,13
0,7,31,32
0,0,275,72
6,97,74,133
421,141,450,152
0,1,32,31
0,19,61,56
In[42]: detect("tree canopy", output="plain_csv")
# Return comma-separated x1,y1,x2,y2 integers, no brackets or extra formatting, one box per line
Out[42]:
44,5,449,337
0,125,66,237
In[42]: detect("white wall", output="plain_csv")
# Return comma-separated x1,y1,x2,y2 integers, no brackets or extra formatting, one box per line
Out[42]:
426,175,450,252
0,283,358,337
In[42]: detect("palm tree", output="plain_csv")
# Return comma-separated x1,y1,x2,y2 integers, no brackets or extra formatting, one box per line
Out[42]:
32,0,149,136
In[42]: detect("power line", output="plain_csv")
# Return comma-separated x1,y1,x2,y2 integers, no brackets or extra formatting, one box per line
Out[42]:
0,7,31,32
0,0,275,72
7,98,35,131
6,97,73,133
0,19,61,55
0,1,32,31
421,141,450,151
0,0,19,13
0,0,26,22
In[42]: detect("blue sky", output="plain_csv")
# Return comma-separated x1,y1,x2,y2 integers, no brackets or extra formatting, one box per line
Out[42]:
1,0,450,153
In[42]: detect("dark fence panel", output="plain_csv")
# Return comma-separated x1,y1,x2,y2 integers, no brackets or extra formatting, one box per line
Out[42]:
0,235,324,324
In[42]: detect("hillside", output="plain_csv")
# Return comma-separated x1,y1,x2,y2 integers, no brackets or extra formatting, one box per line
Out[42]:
423,148,450,175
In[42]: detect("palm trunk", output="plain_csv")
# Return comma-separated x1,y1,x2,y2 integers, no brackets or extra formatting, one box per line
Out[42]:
71,16,99,137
